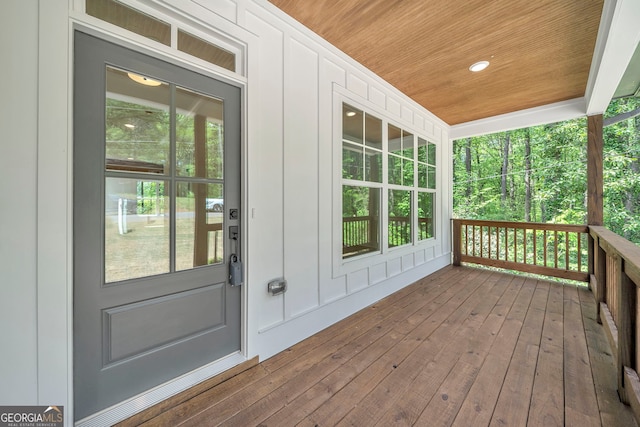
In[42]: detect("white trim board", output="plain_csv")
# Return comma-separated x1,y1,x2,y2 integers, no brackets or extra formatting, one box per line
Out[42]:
450,97,586,140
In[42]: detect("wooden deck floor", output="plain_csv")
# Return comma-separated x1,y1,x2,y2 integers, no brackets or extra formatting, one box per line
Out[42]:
121,266,637,426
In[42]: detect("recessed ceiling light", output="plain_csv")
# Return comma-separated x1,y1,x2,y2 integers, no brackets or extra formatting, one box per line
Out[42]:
346,111,356,117
127,72,162,86
469,61,490,72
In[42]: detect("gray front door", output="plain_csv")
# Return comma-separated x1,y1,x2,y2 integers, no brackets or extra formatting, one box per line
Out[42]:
73,32,241,420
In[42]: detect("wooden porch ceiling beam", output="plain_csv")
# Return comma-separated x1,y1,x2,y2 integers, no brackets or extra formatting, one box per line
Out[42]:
587,114,604,226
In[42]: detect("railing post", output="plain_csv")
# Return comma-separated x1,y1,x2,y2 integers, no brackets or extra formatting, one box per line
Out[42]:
618,258,636,404
588,232,594,287
452,219,461,266
595,236,606,324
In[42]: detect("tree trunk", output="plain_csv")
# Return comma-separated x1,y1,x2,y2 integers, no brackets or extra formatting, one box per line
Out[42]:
465,138,472,199
509,137,515,206
524,128,532,222
476,150,482,204
501,132,510,205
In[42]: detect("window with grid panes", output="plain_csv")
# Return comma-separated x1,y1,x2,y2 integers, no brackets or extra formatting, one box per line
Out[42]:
341,102,436,260
342,104,383,258
417,137,436,240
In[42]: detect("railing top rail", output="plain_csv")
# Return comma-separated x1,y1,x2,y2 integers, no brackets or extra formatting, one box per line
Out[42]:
343,216,375,222
590,226,640,272
452,218,588,233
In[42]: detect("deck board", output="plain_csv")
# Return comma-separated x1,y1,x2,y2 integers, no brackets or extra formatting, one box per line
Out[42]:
564,285,602,426
528,280,564,426
121,266,637,427
490,279,548,426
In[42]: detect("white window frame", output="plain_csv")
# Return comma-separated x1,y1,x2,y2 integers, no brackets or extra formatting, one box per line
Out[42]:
333,90,438,278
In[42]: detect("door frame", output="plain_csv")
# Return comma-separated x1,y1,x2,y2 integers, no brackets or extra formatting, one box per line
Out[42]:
72,26,250,427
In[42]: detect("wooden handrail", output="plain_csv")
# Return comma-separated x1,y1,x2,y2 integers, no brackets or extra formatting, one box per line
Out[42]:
589,226,640,408
452,219,589,282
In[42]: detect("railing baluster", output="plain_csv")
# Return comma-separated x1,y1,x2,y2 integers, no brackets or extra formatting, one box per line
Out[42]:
565,231,570,270
533,229,537,265
505,227,509,261
487,226,491,258
554,230,559,269
463,224,467,256
513,228,517,263
544,230,548,267
472,225,476,257
523,228,528,265
577,232,581,272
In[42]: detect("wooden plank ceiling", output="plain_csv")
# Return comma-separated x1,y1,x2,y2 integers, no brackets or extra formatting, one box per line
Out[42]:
268,0,604,125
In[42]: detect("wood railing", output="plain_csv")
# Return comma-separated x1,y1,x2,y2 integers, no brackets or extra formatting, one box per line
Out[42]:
449,219,640,418
590,226,640,411
452,219,590,282
343,216,432,257
343,216,379,257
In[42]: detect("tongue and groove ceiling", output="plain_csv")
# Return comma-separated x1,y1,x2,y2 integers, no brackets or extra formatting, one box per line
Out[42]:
268,0,605,125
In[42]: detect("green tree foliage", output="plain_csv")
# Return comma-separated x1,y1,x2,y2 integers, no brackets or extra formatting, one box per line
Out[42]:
603,98,640,242
453,98,640,245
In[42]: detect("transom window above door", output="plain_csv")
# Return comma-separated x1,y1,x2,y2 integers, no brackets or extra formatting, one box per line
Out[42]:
85,0,242,73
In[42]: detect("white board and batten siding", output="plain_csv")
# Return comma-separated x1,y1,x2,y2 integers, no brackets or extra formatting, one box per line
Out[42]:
0,0,452,419
243,0,452,359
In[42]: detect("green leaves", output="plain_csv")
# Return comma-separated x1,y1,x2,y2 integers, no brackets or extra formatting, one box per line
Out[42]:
453,98,640,246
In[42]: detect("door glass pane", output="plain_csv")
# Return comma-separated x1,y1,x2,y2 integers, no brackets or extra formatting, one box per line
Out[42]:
176,87,224,179
105,177,169,283
176,182,225,270
105,67,170,174
389,189,412,248
418,192,434,240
